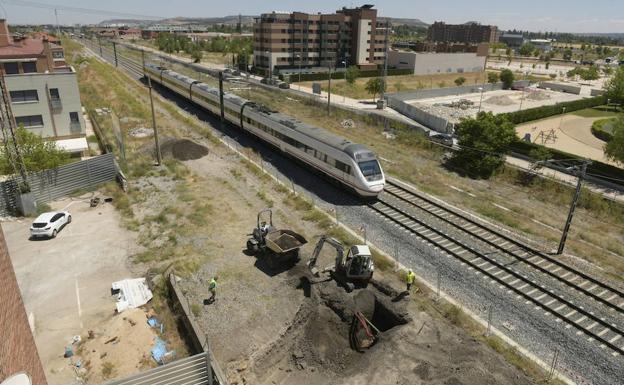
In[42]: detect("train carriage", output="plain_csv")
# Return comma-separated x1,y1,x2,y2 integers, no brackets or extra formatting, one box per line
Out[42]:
144,63,384,197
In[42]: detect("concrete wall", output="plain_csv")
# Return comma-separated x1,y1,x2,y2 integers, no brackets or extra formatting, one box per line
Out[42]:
591,89,605,97
538,82,581,95
6,70,86,139
0,227,48,385
387,96,453,134
388,51,486,75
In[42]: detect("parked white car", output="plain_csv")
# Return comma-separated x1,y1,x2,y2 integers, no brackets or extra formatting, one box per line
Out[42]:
30,211,72,238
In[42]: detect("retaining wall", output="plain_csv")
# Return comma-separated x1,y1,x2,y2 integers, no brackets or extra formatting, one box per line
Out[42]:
538,82,582,95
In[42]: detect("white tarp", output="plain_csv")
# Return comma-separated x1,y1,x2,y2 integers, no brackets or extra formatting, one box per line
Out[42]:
112,278,153,313
55,137,89,153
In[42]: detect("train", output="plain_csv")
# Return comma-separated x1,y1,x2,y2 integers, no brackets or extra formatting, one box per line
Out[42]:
143,64,385,197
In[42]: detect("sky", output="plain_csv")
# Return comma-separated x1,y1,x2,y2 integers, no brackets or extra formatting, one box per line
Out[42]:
1,0,623,33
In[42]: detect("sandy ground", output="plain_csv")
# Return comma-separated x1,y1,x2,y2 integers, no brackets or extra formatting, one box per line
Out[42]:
2,197,152,385
516,115,615,165
73,308,159,384
410,88,585,123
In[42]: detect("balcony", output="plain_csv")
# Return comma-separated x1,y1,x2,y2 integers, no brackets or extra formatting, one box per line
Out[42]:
50,97,62,112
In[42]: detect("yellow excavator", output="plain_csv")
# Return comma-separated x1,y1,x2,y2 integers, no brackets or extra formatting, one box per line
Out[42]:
306,235,374,292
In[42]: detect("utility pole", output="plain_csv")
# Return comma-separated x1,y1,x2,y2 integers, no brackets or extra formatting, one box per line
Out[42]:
98,36,103,56
327,65,332,115
146,76,161,165
556,161,590,255
54,9,61,37
378,18,390,108
112,41,118,67
218,72,225,123
141,49,145,75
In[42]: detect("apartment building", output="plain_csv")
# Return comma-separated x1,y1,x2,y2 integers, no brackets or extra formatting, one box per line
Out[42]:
427,21,500,44
253,4,389,74
0,19,87,154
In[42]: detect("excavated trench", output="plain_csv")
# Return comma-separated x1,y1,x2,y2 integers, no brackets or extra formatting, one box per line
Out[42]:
248,270,411,381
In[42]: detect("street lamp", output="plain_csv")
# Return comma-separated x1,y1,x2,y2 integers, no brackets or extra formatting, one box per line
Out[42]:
519,87,525,111
265,50,271,80
558,106,567,131
296,53,302,90
341,59,347,103
477,87,485,114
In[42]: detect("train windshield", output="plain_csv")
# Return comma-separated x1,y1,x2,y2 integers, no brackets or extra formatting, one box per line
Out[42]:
358,160,382,179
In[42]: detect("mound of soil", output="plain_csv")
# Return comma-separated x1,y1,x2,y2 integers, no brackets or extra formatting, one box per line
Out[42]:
484,95,514,106
160,139,209,161
247,275,411,383
526,90,550,101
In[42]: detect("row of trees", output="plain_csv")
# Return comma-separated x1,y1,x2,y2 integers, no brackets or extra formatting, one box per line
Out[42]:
155,33,252,65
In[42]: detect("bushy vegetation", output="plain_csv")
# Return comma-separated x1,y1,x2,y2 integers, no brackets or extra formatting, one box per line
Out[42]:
155,33,252,69
0,126,70,175
282,68,413,82
591,118,615,142
501,96,607,124
605,116,624,165
566,65,600,81
499,69,514,89
451,112,517,178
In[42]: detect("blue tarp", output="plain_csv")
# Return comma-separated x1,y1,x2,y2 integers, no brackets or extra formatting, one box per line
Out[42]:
151,337,168,364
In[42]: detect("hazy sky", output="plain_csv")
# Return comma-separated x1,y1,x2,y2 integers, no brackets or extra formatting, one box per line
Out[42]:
2,0,623,33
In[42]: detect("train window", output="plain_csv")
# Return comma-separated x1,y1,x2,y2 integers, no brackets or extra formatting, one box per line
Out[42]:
358,160,382,178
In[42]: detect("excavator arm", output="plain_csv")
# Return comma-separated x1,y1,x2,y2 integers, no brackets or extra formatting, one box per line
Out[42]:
306,235,344,276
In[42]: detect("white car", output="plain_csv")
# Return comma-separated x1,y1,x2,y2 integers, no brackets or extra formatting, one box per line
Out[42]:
30,211,72,238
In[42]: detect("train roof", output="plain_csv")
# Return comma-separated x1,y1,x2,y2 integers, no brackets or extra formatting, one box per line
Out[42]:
252,106,365,153
148,65,374,157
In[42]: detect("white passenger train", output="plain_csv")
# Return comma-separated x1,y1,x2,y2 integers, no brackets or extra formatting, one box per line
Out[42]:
144,64,385,197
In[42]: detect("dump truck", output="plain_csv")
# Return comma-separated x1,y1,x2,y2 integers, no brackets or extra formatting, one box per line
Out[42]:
246,209,307,267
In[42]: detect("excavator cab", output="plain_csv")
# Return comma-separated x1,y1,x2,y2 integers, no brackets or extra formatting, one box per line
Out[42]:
342,245,374,281
307,235,374,291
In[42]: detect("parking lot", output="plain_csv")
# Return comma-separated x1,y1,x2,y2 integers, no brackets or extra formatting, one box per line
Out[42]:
2,195,139,385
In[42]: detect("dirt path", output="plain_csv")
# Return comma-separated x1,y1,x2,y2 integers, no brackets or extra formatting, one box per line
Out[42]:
516,115,615,165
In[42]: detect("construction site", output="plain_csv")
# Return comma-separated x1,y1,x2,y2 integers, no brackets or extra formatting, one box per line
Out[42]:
409,87,585,124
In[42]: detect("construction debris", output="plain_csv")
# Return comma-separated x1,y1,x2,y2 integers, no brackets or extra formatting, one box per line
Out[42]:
340,119,356,129
111,278,153,313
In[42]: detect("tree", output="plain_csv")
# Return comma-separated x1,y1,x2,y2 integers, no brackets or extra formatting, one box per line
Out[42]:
580,65,600,81
519,42,535,56
345,65,360,85
450,112,517,178
191,47,203,63
487,72,499,84
563,49,573,61
605,116,624,164
549,73,557,79
0,126,69,175
454,76,466,86
365,77,385,101
605,66,624,107
500,69,515,89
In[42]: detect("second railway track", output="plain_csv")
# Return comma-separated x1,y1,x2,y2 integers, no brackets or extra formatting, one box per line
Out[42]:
371,179,624,356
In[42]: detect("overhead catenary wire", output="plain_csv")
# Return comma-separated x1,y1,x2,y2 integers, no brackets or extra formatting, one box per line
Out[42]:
2,0,164,20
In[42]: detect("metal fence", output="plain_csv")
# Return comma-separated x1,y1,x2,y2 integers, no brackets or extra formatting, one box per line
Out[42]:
0,153,119,216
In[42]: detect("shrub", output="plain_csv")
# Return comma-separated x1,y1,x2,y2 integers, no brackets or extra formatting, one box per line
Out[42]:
591,118,615,142
500,96,606,124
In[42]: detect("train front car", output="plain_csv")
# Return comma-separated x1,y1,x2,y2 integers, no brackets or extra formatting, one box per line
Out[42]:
344,144,385,198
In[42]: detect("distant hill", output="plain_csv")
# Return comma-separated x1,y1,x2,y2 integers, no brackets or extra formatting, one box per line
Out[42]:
388,18,429,28
98,15,256,27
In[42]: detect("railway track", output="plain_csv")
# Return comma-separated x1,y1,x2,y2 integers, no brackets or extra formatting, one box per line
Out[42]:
371,179,624,356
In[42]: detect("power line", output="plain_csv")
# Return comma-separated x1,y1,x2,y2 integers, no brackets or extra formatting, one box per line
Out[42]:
2,0,164,20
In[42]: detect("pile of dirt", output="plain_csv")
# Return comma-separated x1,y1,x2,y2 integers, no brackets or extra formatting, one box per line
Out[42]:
245,276,410,383
160,139,209,161
484,95,514,106
525,90,551,101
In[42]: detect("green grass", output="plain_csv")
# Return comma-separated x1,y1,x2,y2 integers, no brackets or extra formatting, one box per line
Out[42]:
571,106,620,118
